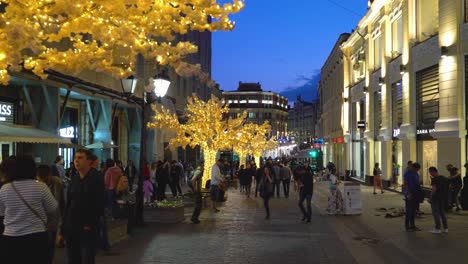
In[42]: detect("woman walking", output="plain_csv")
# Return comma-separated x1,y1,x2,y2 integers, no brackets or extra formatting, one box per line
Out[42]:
260,165,274,219
0,155,58,264
373,163,384,194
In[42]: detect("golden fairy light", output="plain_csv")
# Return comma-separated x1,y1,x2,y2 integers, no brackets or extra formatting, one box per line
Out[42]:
0,0,245,85
148,95,248,185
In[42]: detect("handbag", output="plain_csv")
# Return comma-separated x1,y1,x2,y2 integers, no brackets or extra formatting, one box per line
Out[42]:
11,182,53,239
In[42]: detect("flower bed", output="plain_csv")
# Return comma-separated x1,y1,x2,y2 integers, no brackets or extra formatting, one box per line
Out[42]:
143,200,185,223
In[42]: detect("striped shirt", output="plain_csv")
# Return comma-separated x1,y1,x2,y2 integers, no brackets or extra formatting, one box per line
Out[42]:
0,180,58,236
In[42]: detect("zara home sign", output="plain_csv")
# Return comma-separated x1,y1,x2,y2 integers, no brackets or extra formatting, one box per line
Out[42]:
0,102,14,123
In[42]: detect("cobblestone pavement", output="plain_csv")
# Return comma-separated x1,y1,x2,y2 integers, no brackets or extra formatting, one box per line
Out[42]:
96,187,357,264
94,182,468,264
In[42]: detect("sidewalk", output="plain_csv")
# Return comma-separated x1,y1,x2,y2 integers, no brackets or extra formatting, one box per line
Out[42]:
313,181,468,263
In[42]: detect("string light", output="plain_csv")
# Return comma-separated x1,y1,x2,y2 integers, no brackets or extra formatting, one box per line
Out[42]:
0,0,245,85
148,94,276,186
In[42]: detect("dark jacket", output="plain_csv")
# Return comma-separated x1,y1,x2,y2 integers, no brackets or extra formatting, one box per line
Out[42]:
62,168,104,238
124,165,137,180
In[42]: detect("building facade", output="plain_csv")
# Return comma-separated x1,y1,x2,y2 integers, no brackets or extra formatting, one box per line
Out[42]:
288,95,320,145
318,33,350,176
222,82,288,138
321,0,467,187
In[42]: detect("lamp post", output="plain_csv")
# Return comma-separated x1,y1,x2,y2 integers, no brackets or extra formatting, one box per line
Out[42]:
121,71,171,225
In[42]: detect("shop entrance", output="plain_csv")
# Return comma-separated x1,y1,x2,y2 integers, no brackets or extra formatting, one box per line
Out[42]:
0,142,13,163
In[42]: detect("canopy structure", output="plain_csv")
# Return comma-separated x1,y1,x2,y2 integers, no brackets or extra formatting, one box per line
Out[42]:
85,141,118,149
294,149,314,159
0,123,71,144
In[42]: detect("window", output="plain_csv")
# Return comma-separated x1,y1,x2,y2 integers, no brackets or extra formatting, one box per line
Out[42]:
416,0,439,41
374,91,382,138
416,65,439,129
248,112,255,119
373,34,382,69
391,80,403,129
391,16,403,56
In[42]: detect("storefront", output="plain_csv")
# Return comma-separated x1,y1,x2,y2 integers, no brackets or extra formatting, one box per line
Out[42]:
391,80,403,185
0,100,15,162
351,99,366,180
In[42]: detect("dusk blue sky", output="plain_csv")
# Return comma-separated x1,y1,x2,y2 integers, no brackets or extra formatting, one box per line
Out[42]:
212,0,368,102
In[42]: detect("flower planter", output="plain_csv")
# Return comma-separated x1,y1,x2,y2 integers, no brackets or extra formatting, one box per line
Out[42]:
143,205,185,223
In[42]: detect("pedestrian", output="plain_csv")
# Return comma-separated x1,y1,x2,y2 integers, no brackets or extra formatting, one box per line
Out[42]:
58,149,105,264
36,164,65,263
260,165,274,219
90,155,110,253
143,175,154,206
169,160,182,197
373,163,384,194
210,158,225,213
104,159,122,218
279,163,293,198
428,167,449,234
403,162,422,232
238,164,246,193
52,155,66,181
325,168,344,215
150,162,158,200
255,163,265,197
124,160,137,192
0,155,58,264
245,163,254,198
296,165,314,222
461,163,468,210
446,164,462,211
156,160,170,200
190,161,204,224
272,162,281,198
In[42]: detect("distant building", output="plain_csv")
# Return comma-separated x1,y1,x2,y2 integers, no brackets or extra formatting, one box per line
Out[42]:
222,82,288,138
288,96,319,145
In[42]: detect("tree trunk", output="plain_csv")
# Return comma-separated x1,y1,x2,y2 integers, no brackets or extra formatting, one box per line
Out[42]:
203,148,217,187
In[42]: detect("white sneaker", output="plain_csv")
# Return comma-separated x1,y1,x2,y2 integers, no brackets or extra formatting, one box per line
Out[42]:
443,229,449,233
429,228,442,234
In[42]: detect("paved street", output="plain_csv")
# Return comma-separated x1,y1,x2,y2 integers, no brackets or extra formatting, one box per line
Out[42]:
93,182,468,264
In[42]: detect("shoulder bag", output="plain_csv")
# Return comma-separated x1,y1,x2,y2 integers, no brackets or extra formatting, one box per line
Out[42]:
11,182,50,232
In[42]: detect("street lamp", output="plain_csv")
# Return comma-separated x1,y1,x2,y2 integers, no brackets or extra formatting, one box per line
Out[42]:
122,72,171,225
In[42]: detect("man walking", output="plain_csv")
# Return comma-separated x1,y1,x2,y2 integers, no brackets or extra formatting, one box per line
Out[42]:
279,163,293,198
296,165,314,222
403,162,422,232
191,161,204,224
124,160,137,191
59,149,105,264
210,158,225,212
428,167,449,234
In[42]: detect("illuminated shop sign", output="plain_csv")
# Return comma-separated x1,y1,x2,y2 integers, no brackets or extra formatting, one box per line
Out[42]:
417,128,435,135
393,128,400,138
0,102,14,123
59,126,76,138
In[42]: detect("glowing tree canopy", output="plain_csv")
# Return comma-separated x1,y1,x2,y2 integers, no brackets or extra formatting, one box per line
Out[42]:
0,0,244,84
234,121,276,167
148,95,247,185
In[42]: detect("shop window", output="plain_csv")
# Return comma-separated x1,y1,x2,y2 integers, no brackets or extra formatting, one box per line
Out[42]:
248,112,255,119
416,65,439,129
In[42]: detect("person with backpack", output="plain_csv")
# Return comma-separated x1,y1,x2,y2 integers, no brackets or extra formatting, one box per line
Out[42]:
190,161,204,224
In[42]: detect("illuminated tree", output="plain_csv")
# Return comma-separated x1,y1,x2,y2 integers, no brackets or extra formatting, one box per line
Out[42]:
234,121,277,167
0,0,244,84
148,95,246,185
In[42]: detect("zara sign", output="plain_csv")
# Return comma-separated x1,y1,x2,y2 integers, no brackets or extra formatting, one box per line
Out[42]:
0,102,14,123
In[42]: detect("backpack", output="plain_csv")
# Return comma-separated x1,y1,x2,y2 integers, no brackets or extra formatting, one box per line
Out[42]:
116,175,129,194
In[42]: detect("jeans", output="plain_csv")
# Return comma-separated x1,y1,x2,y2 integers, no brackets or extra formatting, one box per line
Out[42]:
282,179,290,197
191,192,203,221
298,190,312,220
66,230,98,264
3,231,49,264
431,199,448,230
157,181,167,200
128,177,134,191
405,198,418,229
98,217,110,251
107,190,118,217
169,180,179,197
272,181,281,197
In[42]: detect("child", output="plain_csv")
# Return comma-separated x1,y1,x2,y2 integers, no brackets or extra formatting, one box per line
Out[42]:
143,175,154,205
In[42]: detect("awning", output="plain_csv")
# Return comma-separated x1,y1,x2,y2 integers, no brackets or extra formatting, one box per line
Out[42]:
0,123,71,144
